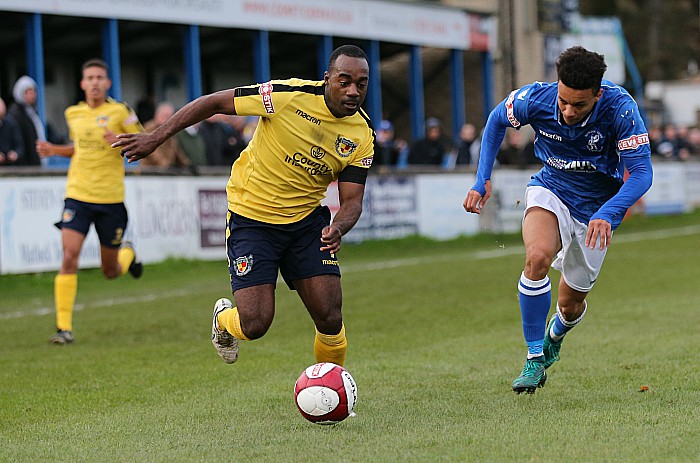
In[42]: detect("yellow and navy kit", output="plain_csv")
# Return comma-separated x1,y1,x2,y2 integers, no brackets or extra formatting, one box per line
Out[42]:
229,78,375,224
64,98,142,204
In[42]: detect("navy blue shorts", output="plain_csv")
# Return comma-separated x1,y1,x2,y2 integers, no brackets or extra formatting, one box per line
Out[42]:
226,206,340,292
54,198,128,249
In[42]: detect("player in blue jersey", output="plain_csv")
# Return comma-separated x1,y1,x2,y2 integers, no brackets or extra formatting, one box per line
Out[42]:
463,46,653,394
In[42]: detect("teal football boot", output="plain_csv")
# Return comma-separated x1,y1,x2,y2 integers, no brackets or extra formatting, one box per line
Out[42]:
512,356,547,394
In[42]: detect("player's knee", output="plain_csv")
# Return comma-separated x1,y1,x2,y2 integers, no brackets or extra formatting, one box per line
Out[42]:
102,264,120,279
314,308,343,335
61,253,80,273
524,251,551,279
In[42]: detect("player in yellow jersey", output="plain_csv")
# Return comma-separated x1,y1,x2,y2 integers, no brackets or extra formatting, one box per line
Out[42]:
37,59,144,345
114,45,374,367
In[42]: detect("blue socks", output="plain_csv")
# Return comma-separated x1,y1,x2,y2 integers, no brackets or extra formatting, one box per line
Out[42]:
518,273,551,358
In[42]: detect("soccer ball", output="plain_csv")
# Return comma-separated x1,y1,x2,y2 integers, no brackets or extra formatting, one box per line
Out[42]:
294,362,357,425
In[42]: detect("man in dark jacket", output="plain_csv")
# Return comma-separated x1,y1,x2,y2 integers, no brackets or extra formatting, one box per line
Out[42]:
408,117,452,166
0,97,24,165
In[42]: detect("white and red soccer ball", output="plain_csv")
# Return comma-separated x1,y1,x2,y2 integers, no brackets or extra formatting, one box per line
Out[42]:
294,362,357,424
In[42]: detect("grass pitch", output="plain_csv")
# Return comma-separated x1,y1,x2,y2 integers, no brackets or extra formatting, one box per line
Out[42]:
1,210,699,462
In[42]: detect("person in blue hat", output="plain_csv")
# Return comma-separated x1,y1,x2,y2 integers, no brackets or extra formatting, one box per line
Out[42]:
375,119,407,167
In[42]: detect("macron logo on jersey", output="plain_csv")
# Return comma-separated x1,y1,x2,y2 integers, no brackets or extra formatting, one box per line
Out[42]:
538,129,562,142
259,82,275,114
505,90,521,128
618,133,649,151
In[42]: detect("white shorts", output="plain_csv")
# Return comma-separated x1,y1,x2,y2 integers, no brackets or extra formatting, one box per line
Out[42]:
524,186,609,292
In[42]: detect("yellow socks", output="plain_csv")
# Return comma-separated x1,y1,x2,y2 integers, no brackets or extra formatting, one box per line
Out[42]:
216,308,347,365
314,324,347,366
117,246,135,276
217,306,250,340
54,273,78,331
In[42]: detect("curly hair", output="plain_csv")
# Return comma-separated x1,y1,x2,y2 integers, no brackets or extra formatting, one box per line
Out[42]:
555,46,607,93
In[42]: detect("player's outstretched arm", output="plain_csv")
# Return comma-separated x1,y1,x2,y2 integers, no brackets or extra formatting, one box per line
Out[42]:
113,89,236,162
36,141,75,158
464,101,510,214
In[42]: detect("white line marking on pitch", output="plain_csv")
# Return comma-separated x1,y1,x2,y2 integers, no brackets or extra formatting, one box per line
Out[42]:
2,224,698,320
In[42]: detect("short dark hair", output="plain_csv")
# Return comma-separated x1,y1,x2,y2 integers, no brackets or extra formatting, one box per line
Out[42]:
556,46,607,93
82,58,109,74
328,45,368,70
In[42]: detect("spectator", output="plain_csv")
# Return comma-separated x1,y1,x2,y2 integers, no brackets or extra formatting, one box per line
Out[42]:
687,127,700,158
455,123,479,166
375,119,408,167
676,125,693,161
408,117,452,166
135,93,156,125
648,125,662,156
8,76,46,166
497,127,537,168
0,97,24,165
240,116,258,144
656,124,685,160
198,114,246,166
140,102,190,168
175,124,208,167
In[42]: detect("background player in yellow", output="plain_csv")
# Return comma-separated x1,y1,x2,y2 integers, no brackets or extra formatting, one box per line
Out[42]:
114,45,375,367
37,58,144,345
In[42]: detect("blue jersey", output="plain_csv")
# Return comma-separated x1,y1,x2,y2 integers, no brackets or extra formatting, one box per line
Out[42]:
473,80,653,229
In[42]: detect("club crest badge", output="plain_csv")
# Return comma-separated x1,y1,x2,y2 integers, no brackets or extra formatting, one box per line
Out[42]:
585,129,604,152
234,254,253,276
96,115,109,128
62,208,76,223
335,135,358,157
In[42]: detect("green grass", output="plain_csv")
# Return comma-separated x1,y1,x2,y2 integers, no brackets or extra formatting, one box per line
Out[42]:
1,210,700,462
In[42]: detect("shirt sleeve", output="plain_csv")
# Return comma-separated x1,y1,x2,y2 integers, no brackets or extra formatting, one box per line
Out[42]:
591,156,652,226
612,99,652,160
233,81,295,118
471,85,534,195
347,128,375,170
591,99,653,225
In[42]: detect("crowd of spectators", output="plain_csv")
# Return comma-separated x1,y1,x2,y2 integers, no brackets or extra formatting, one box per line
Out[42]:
0,76,256,171
649,123,700,162
374,116,700,171
136,100,253,171
2,76,700,171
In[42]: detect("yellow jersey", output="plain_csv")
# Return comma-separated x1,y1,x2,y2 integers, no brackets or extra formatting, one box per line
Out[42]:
64,98,142,203
229,78,375,224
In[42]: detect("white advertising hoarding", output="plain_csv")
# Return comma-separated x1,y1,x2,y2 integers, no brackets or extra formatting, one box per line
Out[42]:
415,173,481,240
0,0,480,50
0,176,229,274
0,177,102,274
0,164,695,275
